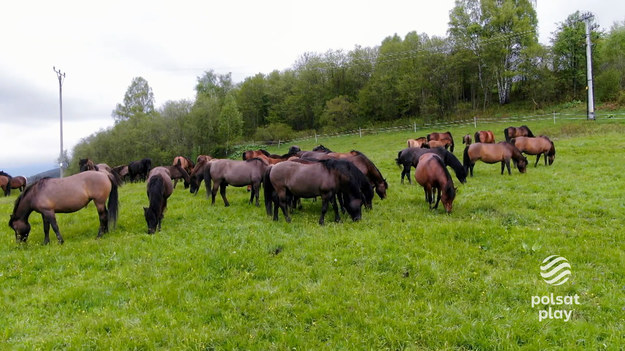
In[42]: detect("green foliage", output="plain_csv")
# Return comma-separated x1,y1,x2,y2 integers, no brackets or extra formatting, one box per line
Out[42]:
217,93,244,152
3,120,625,349
319,95,357,132
111,77,155,123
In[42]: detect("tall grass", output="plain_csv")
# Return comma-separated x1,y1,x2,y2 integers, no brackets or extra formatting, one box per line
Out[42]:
1,119,624,349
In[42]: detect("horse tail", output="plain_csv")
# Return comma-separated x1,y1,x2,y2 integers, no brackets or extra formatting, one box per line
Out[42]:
504,128,510,142
202,161,213,198
443,150,467,184
174,159,191,187
395,150,404,168
434,155,455,198
474,131,480,143
524,125,534,137
463,145,471,172
4,174,12,196
263,166,274,216
107,176,120,229
447,131,455,153
426,133,432,141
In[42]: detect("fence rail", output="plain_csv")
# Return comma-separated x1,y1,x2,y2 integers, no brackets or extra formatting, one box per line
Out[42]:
246,112,625,148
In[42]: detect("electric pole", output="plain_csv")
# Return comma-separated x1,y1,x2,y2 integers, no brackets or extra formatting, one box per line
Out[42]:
53,66,66,177
581,13,595,120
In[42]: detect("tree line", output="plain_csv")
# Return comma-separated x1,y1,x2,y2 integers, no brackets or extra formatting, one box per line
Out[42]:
69,1,625,173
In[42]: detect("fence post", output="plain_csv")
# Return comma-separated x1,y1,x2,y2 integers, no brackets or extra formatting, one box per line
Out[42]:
474,116,477,128
413,122,416,133
278,140,281,148
315,132,318,143
553,111,556,124
359,127,362,138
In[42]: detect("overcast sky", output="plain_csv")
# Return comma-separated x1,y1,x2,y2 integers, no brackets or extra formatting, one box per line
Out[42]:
1,0,623,177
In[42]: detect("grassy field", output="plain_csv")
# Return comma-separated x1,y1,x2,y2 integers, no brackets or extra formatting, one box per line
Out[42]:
1,118,624,350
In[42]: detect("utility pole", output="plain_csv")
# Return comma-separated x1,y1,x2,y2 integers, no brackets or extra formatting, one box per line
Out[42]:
581,13,595,120
53,66,66,177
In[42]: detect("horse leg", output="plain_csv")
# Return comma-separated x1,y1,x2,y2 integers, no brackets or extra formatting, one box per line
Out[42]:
402,165,411,184
159,197,168,231
173,179,178,188
506,159,512,175
96,203,109,238
278,195,291,223
220,183,229,207
332,194,341,223
43,211,64,244
319,194,331,225
434,187,441,209
210,181,219,205
42,213,51,245
535,154,541,167
248,183,255,205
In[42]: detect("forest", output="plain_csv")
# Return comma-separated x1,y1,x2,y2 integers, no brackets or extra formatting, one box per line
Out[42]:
69,0,625,171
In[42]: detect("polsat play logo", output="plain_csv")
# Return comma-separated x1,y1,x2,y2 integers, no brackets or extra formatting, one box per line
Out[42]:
540,255,571,285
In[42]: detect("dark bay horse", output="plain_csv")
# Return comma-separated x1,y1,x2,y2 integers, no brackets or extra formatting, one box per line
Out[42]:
263,159,368,224
462,134,472,146
128,158,152,182
396,147,467,185
163,161,191,188
463,142,528,176
172,156,194,188
0,171,12,196
427,131,455,152
504,125,534,142
144,167,174,234
414,153,456,213
510,136,556,167
189,156,211,194
474,130,495,143
10,176,27,192
203,158,269,206
407,137,428,148
8,171,120,244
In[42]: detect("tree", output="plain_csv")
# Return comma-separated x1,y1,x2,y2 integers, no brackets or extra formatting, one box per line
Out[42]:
112,77,155,122
217,93,243,154
596,21,625,102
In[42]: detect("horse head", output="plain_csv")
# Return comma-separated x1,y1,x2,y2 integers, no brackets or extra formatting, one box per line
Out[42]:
9,215,30,242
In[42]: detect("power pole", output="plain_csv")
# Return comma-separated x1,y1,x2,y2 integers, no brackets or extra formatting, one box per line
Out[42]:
53,66,66,177
581,13,595,120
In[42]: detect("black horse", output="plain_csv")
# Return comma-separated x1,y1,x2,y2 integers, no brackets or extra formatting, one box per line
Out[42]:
128,158,152,182
396,147,467,185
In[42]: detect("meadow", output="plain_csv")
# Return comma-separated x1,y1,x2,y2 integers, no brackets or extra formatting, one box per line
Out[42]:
1,118,624,350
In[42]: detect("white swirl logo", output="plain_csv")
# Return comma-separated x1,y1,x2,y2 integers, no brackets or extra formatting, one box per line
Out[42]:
540,255,571,285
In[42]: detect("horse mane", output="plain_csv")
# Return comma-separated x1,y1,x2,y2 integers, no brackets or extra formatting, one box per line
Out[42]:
12,178,49,217
321,159,372,202
522,125,534,137
313,145,332,153
432,155,456,200
147,175,165,218
0,170,11,178
540,136,556,156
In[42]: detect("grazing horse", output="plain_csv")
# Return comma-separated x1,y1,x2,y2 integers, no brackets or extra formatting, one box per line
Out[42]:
0,171,12,196
144,167,174,234
462,134,472,146
504,125,534,142
414,153,456,213
189,156,211,194
463,142,528,176
10,176,27,192
113,165,129,181
474,130,495,143
128,158,152,182
263,159,368,224
203,158,269,207
427,131,455,152
510,136,556,167
8,171,120,244
163,160,191,187
407,137,428,148
172,156,194,188
396,147,467,185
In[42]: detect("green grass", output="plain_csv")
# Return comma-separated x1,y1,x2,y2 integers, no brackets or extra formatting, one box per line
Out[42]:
1,118,625,349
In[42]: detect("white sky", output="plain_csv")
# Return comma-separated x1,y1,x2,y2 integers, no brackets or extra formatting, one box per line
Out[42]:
1,0,623,176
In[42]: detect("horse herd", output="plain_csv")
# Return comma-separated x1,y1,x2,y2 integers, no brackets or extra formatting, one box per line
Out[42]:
6,125,555,245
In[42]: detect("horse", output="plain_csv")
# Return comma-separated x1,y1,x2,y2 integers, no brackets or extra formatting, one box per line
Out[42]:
128,158,152,182
172,156,194,188
163,160,191,187
8,171,120,244
396,147,467,185
203,158,269,207
407,137,428,148
462,134,472,146
0,171,12,196
196,155,213,164
189,157,211,194
144,167,174,234
504,125,534,142
79,158,97,172
474,130,495,143
263,159,368,224
113,165,129,181
510,136,556,167
414,153,456,213
426,131,455,152
10,176,27,192
463,142,528,176
300,150,388,200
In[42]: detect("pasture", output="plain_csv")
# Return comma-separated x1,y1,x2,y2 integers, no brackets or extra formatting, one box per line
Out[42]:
1,119,624,349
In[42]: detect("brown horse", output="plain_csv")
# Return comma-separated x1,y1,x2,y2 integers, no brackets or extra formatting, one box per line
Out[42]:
203,158,269,206
427,131,455,152
8,171,120,244
462,134,472,146
263,159,369,224
504,125,534,142
196,155,213,164
144,167,174,234
163,161,191,188
10,176,27,192
463,142,528,176
510,136,556,167
474,130,495,143
414,153,456,213
172,156,194,188
407,137,428,148
0,171,12,196
79,159,117,180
